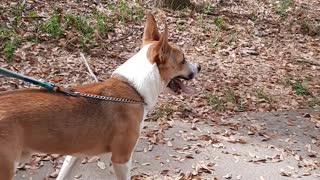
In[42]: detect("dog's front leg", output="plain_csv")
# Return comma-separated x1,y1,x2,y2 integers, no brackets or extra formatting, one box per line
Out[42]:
111,132,139,180
113,159,132,180
56,155,81,180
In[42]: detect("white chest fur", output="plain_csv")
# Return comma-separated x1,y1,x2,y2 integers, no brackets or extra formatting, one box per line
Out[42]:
112,44,165,112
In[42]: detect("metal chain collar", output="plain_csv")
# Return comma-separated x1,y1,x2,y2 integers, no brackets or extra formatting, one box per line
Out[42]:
57,88,145,105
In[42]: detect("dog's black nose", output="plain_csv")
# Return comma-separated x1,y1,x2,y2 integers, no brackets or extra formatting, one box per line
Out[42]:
188,73,194,80
197,65,201,72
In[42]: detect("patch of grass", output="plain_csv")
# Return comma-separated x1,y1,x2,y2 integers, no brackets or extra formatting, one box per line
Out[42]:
12,3,24,27
299,19,320,36
29,10,38,18
152,105,174,120
177,22,185,32
206,90,243,112
282,77,309,96
202,3,215,15
226,32,238,45
256,88,272,103
214,16,225,28
26,35,40,43
65,14,93,47
109,0,144,23
224,89,237,104
308,98,320,107
210,36,220,48
273,0,292,17
196,14,205,29
0,26,14,41
282,77,292,87
94,11,113,37
224,89,244,112
65,14,84,31
41,10,64,37
0,25,20,60
292,80,308,96
3,37,20,60
206,94,225,111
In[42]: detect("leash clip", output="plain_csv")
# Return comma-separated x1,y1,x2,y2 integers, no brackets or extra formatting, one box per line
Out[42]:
57,88,79,97
66,90,80,97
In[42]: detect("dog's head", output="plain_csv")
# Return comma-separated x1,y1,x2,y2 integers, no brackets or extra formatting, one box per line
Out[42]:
143,13,201,94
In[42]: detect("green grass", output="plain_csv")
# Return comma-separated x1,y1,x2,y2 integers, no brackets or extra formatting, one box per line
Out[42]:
94,11,113,37
225,89,237,104
3,37,20,60
26,35,40,43
0,26,14,41
1,2,147,54
292,80,308,96
308,98,320,107
65,14,93,47
107,0,144,23
298,19,320,36
0,25,20,60
12,3,24,27
214,16,225,28
41,11,64,37
210,36,220,48
206,94,225,111
29,10,38,18
206,89,242,112
153,106,174,119
282,77,309,96
3,41,16,59
177,22,185,32
196,14,205,29
202,3,215,15
273,0,292,17
256,88,272,103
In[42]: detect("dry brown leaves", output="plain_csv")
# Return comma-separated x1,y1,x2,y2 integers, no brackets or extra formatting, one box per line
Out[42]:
1,0,320,179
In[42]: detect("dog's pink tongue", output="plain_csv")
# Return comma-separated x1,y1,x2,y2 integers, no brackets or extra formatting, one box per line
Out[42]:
180,83,195,94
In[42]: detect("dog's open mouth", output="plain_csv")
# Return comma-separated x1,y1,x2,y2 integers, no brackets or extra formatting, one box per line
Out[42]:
167,77,195,95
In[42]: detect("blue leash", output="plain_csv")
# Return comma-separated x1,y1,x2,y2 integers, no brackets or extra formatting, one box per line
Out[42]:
0,67,57,91
0,67,145,104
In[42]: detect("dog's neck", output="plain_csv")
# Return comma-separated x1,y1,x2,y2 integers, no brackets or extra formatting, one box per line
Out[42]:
112,44,165,111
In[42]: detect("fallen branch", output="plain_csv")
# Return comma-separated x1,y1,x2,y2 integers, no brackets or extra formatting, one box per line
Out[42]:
296,59,320,67
79,53,98,82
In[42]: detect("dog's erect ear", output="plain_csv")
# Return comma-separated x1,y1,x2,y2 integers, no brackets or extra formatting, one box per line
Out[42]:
155,24,170,63
143,13,160,45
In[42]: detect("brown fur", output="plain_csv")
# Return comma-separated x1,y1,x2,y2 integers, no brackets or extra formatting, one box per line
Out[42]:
0,13,198,180
0,78,143,179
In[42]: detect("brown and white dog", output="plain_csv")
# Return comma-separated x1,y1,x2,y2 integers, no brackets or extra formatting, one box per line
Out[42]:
0,13,200,180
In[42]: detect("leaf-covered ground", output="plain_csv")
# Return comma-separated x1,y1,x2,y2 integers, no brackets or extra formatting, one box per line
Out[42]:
1,0,319,118
0,0,319,179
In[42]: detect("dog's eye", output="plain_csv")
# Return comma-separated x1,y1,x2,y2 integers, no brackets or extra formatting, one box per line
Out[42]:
181,58,186,64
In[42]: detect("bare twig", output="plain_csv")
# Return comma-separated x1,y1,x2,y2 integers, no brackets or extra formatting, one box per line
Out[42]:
296,59,320,67
79,53,98,82
109,30,135,44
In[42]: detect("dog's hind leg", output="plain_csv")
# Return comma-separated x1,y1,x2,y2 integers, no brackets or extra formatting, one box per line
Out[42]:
0,155,15,180
56,156,81,180
14,151,31,174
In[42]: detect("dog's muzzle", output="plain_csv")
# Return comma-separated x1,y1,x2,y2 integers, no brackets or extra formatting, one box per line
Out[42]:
167,62,201,94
